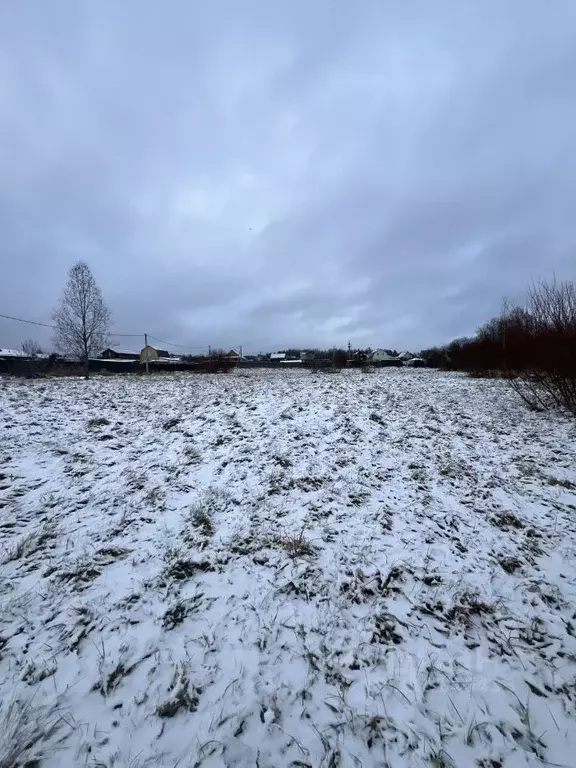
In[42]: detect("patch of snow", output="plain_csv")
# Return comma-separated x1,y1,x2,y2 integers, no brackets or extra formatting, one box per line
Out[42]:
1,369,576,767
0,348,28,358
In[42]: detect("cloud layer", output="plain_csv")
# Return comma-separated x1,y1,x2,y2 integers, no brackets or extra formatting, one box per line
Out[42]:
1,1,575,353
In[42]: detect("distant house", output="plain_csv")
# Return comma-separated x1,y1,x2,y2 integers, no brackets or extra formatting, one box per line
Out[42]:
225,349,239,360
270,353,286,361
140,345,170,363
372,349,396,362
0,348,51,361
100,348,140,360
397,351,413,361
372,349,403,367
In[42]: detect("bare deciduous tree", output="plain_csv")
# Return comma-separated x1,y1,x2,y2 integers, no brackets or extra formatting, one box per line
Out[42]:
21,339,43,358
52,261,111,379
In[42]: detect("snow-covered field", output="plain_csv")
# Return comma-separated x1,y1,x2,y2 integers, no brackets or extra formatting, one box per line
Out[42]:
1,369,576,768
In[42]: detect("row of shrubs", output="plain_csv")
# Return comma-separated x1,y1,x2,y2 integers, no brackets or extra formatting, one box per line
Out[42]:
421,280,576,416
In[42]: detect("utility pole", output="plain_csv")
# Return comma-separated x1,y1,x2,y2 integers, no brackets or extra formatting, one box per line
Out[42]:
208,344,211,357
144,333,149,374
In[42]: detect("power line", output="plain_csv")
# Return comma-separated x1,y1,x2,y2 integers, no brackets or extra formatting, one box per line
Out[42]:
0,312,55,329
147,335,208,351
147,335,193,349
0,311,239,353
147,336,240,353
0,312,141,338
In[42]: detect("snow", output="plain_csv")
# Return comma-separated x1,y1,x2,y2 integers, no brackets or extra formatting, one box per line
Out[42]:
0,349,50,359
1,368,576,767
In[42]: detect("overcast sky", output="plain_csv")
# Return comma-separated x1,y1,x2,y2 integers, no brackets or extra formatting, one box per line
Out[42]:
1,2,575,354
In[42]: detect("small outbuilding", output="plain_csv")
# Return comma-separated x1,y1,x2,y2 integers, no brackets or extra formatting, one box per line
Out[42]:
140,346,169,363
405,357,426,368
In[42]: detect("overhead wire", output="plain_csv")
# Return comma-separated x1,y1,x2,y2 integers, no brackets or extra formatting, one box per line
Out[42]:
147,335,208,351
147,337,241,353
0,312,233,352
0,312,55,329
0,312,140,338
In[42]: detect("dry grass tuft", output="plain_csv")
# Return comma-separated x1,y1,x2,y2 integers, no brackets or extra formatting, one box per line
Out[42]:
273,529,317,558
87,417,110,427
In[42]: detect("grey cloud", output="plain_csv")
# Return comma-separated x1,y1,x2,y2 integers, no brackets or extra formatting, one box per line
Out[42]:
1,1,575,353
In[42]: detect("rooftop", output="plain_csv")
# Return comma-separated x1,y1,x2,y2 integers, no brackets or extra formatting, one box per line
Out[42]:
101,348,140,356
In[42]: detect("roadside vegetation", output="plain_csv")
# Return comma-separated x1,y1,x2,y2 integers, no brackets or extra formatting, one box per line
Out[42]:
421,279,576,416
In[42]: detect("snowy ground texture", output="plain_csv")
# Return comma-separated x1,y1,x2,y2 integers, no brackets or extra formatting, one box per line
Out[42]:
1,369,576,768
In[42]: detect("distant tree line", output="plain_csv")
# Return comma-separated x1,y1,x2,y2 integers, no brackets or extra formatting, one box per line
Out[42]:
420,279,576,416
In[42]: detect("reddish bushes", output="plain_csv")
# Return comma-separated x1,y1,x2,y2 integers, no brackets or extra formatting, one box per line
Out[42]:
422,280,576,416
